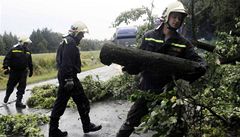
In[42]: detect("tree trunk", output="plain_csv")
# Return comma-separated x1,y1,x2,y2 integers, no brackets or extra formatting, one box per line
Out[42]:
190,40,240,64
191,40,216,52
100,42,201,74
220,55,240,64
191,0,196,40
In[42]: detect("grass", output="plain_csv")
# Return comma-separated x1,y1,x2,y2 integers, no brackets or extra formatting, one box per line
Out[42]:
0,50,104,90
27,70,57,84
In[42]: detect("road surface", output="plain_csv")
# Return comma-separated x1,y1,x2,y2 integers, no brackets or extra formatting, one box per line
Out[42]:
0,64,153,137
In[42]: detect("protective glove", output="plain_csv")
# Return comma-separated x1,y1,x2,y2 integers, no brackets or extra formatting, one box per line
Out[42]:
3,69,10,75
3,65,8,69
177,63,207,83
122,65,141,75
64,78,74,91
29,70,33,77
195,63,207,75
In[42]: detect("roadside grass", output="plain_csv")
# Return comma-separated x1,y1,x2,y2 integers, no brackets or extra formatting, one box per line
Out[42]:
0,50,103,90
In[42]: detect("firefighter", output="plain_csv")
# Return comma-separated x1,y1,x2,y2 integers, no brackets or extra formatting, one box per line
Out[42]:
116,1,207,137
2,36,33,108
49,21,102,137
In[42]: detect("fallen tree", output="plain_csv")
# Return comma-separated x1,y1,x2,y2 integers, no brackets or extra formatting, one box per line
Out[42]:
191,40,216,52
219,55,240,64
100,42,201,74
190,40,240,65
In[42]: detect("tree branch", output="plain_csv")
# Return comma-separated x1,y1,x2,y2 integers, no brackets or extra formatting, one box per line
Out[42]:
191,40,216,52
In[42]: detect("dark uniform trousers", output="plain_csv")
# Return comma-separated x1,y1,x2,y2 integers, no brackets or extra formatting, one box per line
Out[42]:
6,69,28,101
50,74,91,128
119,97,149,132
117,90,164,137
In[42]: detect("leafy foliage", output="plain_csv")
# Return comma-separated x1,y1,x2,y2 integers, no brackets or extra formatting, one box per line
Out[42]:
216,18,240,59
112,2,240,135
180,0,240,39
104,73,138,99
0,114,49,137
27,73,136,109
133,19,240,136
112,7,151,27
27,84,58,109
112,5,156,46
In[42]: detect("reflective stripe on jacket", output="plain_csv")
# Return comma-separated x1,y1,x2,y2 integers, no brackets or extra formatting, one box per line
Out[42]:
138,24,206,90
3,44,33,71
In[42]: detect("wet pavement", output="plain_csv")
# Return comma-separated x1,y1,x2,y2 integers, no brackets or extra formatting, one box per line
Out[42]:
0,64,153,137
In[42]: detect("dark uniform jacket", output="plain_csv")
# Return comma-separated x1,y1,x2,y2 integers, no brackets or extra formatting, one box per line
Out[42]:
3,44,33,72
56,35,81,81
139,24,206,90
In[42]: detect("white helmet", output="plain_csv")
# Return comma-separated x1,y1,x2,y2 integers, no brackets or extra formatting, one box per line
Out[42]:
161,1,187,23
69,21,89,36
18,36,32,45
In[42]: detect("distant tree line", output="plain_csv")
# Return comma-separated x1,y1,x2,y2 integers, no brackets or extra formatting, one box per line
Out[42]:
80,39,104,51
29,28,62,53
0,28,104,55
0,32,18,55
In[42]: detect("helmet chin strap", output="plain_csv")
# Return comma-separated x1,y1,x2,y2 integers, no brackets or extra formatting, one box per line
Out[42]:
73,36,81,45
166,22,178,31
68,33,81,45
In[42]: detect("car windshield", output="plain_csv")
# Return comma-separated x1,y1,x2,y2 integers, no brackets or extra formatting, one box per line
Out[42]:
117,28,137,34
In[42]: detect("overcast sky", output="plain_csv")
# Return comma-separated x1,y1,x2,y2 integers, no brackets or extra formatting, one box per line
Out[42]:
0,0,176,40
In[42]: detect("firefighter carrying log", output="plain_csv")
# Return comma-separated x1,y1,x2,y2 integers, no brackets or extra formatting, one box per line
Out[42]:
113,1,207,137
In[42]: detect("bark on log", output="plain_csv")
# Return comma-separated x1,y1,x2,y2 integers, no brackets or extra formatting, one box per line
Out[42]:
230,31,240,37
100,42,201,74
220,55,240,64
190,40,240,64
191,40,216,52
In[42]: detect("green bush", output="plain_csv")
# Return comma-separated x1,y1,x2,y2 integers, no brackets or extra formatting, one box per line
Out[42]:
0,114,49,137
27,73,136,109
27,84,58,109
104,73,138,99
133,18,240,136
82,75,110,102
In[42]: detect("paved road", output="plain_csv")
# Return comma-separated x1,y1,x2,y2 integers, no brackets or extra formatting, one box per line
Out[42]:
0,64,153,137
0,64,123,110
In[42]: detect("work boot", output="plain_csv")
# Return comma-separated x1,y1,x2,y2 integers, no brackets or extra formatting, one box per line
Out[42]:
116,122,134,137
16,102,26,108
16,97,26,108
116,129,134,137
83,123,102,133
49,128,68,137
49,117,68,137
